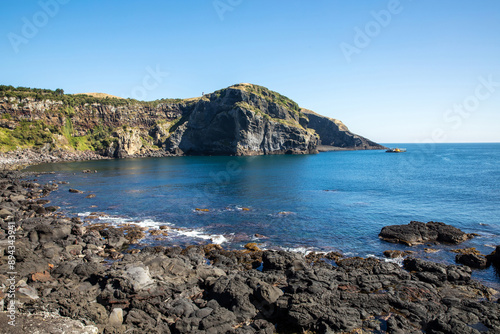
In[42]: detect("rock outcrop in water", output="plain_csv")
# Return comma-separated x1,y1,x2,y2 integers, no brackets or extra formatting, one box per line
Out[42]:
379,221,475,246
0,84,383,160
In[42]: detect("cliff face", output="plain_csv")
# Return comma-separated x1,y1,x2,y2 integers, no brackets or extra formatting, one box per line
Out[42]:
164,84,317,155
0,84,382,157
302,109,385,150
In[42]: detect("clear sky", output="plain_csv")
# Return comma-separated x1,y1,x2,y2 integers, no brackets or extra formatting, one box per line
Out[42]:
1,0,499,143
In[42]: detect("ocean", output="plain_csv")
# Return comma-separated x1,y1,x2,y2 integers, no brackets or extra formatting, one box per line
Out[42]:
26,143,500,286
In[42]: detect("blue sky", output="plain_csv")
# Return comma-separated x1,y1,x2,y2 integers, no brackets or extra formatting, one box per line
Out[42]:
1,0,499,143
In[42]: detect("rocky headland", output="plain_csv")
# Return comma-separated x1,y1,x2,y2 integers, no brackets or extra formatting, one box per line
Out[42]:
0,84,385,168
0,171,499,334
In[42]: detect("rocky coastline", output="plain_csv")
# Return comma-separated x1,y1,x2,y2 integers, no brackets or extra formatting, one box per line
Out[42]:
0,147,173,171
0,166,499,333
1,84,385,160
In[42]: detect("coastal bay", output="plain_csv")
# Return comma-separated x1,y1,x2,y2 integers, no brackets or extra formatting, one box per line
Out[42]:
23,143,500,286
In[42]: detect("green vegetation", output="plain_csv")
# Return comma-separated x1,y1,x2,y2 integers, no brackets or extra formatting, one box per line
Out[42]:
59,118,93,150
212,88,226,100
168,115,188,133
235,101,271,121
234,101,263,115
85,125,117,151
0,116,121,152
141,135,159,150
233,84,301,113
269,117,303,128
0,128,20,151
64,106,76,117
62,118,74,138
0,85,186,108
0,120,57,151
69,135,93,151
234,101,307,128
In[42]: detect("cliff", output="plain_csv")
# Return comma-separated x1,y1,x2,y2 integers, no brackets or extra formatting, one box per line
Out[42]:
302,109,385,150
0,84,383,158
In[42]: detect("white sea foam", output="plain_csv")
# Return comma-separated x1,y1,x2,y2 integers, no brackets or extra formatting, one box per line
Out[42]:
79,212,226,244
174,229,228,244
475,232,499,238
384,257,404,266
97,216,125,222
280,246,315,255
368,253,404,267
134,219,171,229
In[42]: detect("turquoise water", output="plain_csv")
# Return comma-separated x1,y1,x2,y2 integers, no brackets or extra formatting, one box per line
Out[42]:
27,143,500,286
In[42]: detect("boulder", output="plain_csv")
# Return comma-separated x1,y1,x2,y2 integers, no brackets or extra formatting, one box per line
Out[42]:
453,248,489,269
0,208,12,219
36,224,72,243
262,250,306,272
123,265,155,291
486,246,500,267
207,275,257,322
455,253,488,269
108,308,123,327
255,282,283,304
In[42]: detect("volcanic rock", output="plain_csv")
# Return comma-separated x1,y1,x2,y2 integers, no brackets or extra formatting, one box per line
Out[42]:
379,221,474,246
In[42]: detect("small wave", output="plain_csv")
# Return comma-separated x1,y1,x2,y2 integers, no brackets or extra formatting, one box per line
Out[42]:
367,253,404,267
174,229,228,244
279,246,315,255
384,257,404,266
268,211,296,218
134,219,172,229
474,232,499,238
79,212,227,244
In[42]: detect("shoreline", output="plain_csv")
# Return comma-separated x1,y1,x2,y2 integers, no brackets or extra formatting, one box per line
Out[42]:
0,166,499,332
0,145,388,171
0,148,176,171
317,145,386,152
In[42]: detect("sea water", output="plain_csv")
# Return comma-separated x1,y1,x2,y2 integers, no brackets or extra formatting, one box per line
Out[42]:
26,143,500,286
